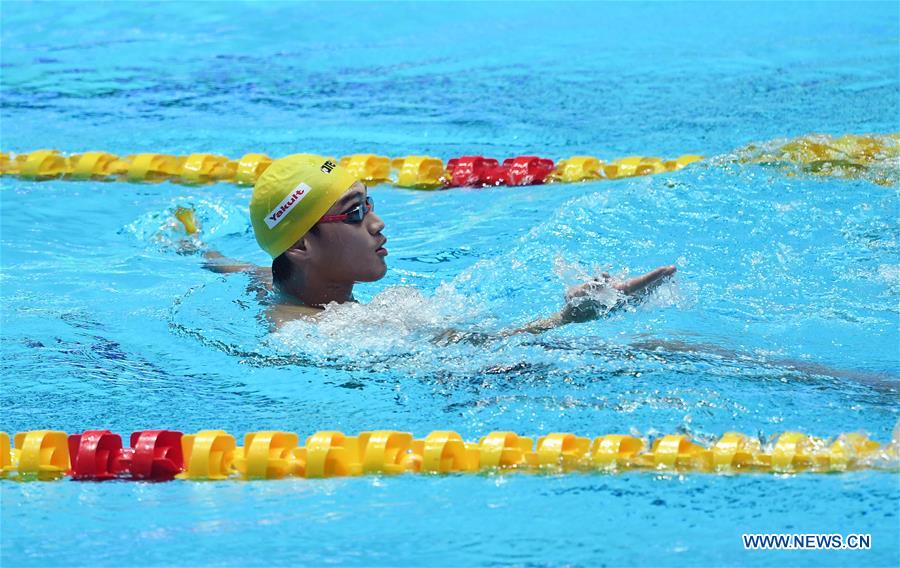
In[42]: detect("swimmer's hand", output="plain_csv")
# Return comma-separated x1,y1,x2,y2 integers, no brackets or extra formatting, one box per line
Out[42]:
508,265,676,334
561,265,677,323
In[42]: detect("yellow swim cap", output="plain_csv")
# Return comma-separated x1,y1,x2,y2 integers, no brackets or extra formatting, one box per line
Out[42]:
250,154,358,258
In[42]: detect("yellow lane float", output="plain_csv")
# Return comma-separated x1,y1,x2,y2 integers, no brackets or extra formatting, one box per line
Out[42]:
340,154,392,184
734,133,899,185
392,155,446,189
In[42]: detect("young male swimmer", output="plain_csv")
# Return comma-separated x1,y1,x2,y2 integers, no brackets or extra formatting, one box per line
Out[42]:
202,154,676,331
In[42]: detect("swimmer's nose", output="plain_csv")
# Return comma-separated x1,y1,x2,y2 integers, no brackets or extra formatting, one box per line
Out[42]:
368,211,385,234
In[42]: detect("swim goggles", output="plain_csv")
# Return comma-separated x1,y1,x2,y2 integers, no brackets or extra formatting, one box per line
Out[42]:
318,196,374,224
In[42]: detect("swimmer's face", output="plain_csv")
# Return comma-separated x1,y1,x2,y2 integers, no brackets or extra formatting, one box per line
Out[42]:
305,181,387,283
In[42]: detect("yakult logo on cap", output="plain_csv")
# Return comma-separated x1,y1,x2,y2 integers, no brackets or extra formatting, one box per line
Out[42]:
264,182,312,229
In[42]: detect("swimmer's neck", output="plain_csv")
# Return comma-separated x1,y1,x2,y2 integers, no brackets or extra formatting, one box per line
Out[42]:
277,275,355,309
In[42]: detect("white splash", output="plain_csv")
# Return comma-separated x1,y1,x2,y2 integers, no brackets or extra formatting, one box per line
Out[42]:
271,284,489,361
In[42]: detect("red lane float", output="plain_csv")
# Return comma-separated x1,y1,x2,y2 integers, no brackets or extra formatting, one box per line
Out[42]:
446,156,500,187
501,156,555,186
68,430,123,480
66,429,184,481
124,430,184,481
446,155,556,187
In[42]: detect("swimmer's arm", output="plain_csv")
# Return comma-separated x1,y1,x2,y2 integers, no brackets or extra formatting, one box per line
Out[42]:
505,265,677,335
170,209,273,298
170,208,264,275
200,250,273,301
504,313,565,335
201,250,261,274
433,265,677,345
200,250,273,283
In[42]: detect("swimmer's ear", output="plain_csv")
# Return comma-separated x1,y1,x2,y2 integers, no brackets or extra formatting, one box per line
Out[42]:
283,236,311,261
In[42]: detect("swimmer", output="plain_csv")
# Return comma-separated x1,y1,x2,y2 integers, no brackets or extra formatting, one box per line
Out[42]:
198,154,676,331
187,155,894,387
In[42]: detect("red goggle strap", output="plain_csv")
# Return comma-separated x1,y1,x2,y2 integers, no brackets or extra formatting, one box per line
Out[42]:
319,197,373,223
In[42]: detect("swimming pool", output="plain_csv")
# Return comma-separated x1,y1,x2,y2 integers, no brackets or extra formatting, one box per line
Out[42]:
2,2,898,566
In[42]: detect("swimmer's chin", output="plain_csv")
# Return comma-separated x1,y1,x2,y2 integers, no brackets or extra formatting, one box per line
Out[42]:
358,261,388,282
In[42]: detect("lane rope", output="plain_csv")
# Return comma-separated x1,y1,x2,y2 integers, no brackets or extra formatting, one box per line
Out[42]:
1,429,896,481
0,149,703,188
2,135,896,188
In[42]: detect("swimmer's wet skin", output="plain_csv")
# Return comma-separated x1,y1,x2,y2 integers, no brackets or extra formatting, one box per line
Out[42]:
199,154,675,331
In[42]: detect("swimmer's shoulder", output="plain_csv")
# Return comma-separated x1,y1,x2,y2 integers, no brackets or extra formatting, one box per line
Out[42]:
266,301,324,330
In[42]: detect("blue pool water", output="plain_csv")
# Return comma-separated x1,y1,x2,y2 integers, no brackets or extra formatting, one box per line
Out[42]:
1,2,898,566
